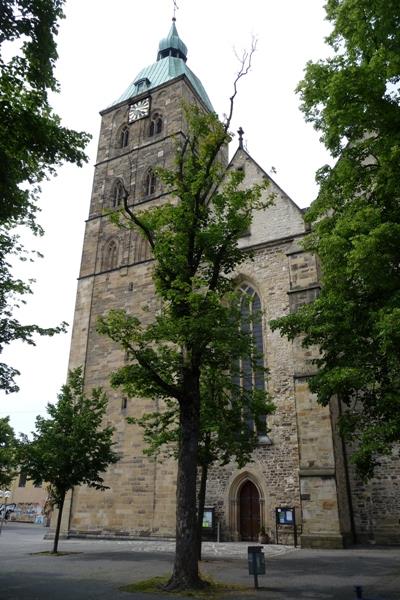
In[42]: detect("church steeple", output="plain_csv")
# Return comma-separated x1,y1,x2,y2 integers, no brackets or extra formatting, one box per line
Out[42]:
107,17,213,112
157,18,188,62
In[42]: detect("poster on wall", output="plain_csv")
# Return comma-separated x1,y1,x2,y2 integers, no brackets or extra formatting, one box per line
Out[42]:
202,508,214,529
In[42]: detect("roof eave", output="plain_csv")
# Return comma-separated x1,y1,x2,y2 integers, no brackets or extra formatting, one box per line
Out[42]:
99,73,213,117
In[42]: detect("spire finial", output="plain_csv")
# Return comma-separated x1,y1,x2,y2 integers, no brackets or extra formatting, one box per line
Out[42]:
158,9,187,62
238,127,244,149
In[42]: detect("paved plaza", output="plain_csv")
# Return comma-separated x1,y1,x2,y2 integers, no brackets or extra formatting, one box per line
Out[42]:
0,523,399,599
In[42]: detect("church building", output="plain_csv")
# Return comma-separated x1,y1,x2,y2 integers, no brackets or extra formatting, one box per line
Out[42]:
62,19,400,547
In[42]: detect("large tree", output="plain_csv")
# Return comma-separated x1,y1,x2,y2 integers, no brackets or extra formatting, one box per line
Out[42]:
271,0,400,479
0,417,18,488
0,1,90,392
107,312,274,560
19,367,119,553
98,70,272,587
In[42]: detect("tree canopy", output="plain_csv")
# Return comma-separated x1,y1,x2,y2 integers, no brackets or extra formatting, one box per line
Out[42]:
0,417,18,488
0,0,91,392
19,367,119,552
271,0,400,479
109,303,274,559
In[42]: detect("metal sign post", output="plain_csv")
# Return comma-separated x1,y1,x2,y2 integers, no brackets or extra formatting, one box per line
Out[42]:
248,546,265,590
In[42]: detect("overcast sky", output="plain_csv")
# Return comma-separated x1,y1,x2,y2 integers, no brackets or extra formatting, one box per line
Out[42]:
1,0,332,435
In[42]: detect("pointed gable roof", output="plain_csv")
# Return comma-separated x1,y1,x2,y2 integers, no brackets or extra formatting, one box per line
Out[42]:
229,145,307,245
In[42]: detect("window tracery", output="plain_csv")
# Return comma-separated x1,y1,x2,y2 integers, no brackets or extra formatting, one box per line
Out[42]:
144,168,157,196
112,179,125,208
104,239,119,270
134,232,152,263
119,126,129,148
149,112,163,137
232,283,266,434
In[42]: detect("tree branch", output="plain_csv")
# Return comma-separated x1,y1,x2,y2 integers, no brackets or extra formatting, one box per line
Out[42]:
127,342,183,402
197,39,257,207
122,187,155,250
225,38,257,133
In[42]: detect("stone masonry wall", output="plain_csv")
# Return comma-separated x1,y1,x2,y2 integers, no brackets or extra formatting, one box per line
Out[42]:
65,78,209,537
348,446,400,544
65,72,400,546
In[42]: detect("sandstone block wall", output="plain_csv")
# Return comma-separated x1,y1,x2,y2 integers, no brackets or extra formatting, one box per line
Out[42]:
64,75,399,547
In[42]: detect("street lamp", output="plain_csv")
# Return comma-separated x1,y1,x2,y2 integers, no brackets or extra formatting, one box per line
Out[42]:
0,490,12,535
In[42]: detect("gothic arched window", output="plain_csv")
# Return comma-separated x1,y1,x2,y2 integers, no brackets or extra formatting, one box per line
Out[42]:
232,283,266,434
149,113,163,137
119,126,129,148
112,179,125,208
144,168,157,196
104,239,119,270
134,234,152,263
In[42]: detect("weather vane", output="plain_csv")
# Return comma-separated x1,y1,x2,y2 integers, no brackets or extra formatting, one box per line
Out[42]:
173,0,179,19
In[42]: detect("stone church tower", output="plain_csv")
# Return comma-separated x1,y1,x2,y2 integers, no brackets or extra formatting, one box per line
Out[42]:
63,20,399,547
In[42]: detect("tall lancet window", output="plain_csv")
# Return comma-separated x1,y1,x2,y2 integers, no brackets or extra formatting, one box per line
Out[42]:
149,113,163,137
112,180,125,208
232,283,267,435
104,239,118,270
144,168,157,196
119,126,129,148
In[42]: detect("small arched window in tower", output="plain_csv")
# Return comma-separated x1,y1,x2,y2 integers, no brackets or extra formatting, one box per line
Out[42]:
104,239,119,270
149,113,163,137
137,236,152,262
144,168,157,196
119,126,129,148
112,180,125,208
232,283,267,435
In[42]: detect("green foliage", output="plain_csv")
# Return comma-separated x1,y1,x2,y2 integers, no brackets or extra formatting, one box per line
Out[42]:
112,313,274,468
0,417,18,488
0,1,91,392
98,104,273,586
98,106,272,406
271,0,400,479
0,0,90,227
19,367,119,505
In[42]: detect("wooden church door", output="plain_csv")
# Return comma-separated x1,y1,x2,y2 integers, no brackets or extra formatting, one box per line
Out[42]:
239,480,260,541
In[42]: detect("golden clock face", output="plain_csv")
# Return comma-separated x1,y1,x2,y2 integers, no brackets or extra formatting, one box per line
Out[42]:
128,97,150,123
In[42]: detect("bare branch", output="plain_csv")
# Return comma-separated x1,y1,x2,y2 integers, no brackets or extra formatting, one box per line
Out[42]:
121,186,155,250
225,37,257,133
127,342,183,402
196,39,258,207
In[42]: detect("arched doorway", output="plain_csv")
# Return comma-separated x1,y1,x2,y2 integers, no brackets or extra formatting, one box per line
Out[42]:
239,480,260,541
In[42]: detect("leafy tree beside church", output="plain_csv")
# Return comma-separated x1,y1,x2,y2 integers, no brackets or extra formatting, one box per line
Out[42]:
19,367,119,553
271,0,400,479
98,94,274,588
0,417,18,488
0,1,90,393
108,304,274,560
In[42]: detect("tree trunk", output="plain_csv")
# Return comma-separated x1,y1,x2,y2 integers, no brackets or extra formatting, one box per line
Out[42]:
165,368,205,590
52,493,65,554
196,460,208,561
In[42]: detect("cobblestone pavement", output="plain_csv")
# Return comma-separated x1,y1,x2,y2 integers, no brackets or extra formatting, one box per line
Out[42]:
1,523,399,600
111,538,296,558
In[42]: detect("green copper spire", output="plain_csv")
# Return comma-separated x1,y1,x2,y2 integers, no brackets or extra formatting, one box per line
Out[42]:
158,18,188,62
106,18,213,112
